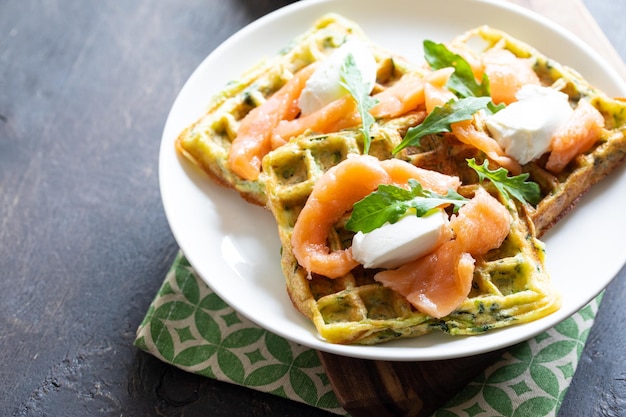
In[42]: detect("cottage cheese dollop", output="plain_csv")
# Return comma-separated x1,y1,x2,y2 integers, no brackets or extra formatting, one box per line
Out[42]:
485,84,574,164
351,210,449,269
298,39,377,116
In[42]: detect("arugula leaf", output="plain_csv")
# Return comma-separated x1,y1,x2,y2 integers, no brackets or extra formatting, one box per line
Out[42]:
467,158,541,206
345,179,468,233
423,40,491,98
340,53,379,154
393,96,494,154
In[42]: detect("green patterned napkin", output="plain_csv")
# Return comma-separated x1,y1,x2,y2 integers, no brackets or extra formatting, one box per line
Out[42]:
134,252,602,417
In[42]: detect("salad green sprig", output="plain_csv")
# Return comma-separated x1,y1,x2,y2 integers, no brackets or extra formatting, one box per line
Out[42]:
393,41,505,155
424,40,491,98
345,179,468,233
340,52,379,154
393,96,498,154
468,158,541,206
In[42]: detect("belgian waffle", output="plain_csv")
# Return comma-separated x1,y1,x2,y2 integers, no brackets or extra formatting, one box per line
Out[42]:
445,26,626,237
175,13,422,207
261,128,559,344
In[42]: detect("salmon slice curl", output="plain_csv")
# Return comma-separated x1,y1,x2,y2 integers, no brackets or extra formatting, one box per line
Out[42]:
374,188,511,318
481,48,541,105
370,74,426,118
272,95,360,146
370,68,454,118
546,99,605,173
378,158,461,194
452,120,521,174
228,64,318,181
291,154,461,279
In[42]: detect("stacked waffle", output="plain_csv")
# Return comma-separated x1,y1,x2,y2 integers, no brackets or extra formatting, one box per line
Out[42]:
176,15,626,344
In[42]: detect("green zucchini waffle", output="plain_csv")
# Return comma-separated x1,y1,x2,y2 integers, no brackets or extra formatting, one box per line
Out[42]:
174,15,626,344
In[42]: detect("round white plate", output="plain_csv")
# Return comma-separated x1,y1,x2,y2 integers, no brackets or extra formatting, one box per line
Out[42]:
159,0,626,361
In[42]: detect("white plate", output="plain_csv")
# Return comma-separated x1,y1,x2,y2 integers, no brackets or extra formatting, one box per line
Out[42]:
159,0,626,361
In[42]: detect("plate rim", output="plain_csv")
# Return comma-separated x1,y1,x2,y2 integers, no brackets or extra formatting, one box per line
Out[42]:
159,0,626,361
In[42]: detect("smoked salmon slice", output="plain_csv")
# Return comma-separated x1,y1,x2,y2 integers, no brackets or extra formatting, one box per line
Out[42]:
481,48,541,105
369,74,426,118
378,158,461,194
374,188,510,318
228,64,318,181
546,99,605,173
291,155,388,279
271,95,360,146
370,68,453,118
452,120,522,174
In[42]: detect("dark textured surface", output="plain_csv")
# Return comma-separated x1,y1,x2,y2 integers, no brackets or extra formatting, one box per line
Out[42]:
0,0,624,416
558,266,626,417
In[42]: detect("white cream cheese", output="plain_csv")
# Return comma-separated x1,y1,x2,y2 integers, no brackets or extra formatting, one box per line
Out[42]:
297,39,377,116
485,84,574,164
351,210,449,269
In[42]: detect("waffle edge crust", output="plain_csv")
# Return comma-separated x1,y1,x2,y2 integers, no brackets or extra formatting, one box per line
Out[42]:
177,14,626,345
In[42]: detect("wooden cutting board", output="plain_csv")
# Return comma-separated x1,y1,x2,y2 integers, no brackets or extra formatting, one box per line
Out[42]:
318,1,626,416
